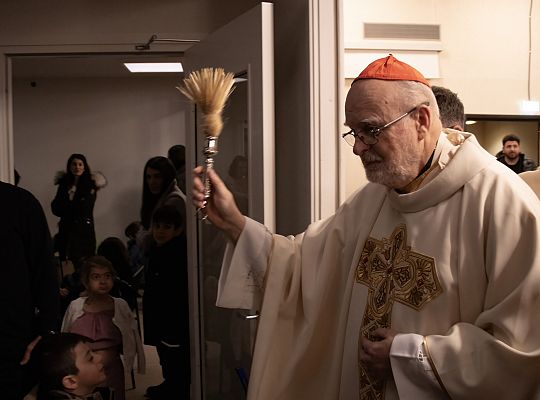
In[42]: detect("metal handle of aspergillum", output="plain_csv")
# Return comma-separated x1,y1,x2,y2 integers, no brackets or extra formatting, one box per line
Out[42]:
198,136,219,220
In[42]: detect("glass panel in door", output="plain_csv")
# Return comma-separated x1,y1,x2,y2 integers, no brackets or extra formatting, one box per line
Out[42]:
183,4,274,399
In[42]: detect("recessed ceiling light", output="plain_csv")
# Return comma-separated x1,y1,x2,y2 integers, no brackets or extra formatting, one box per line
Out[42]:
124,62,183,73
520,100,540,114
465,120,477,125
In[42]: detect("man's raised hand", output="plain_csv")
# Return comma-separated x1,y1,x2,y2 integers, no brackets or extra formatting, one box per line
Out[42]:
192,166,246,243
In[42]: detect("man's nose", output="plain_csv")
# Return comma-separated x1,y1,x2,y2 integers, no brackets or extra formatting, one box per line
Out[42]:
353,138,370,156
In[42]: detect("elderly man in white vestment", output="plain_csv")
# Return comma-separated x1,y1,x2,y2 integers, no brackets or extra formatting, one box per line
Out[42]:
191,55,540,400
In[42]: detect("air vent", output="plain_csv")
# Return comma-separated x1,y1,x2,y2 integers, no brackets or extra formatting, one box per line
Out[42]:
364,23,440,40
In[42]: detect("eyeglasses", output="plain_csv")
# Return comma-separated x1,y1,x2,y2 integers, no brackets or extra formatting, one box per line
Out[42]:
342,102,429,147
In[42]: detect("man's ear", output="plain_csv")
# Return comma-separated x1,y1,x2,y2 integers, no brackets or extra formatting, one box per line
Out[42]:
62,374,78,391
415,105,431,140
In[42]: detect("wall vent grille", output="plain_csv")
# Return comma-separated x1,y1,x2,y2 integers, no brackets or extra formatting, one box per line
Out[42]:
364,23,440,40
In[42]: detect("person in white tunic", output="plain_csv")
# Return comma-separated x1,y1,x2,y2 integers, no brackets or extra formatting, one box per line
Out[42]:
520,169,540,199
191,55,540,400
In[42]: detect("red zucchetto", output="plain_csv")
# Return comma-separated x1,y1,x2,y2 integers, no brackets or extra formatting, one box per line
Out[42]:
353,54,430,87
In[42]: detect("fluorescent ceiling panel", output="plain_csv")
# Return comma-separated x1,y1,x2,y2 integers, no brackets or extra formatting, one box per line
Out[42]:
124,62,183,73
520,100,540,115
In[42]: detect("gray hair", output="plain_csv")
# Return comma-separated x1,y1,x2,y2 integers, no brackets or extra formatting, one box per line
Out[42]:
394,81,440,120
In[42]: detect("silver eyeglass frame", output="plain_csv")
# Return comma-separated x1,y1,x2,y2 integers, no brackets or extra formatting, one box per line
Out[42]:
342,101,429,147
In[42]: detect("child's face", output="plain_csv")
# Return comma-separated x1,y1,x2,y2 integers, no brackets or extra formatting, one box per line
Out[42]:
152,222,182,246
86,265,114,295
71,342,106,393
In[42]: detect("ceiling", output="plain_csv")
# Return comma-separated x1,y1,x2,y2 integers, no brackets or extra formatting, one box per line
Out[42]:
6,0,268,80
11,53,187,79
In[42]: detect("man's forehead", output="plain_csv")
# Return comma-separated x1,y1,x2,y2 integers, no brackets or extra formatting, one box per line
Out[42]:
345,80,394,114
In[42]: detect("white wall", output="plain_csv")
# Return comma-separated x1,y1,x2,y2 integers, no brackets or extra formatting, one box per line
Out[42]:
13,75,186,244
343,0,540,115
341,0,540,199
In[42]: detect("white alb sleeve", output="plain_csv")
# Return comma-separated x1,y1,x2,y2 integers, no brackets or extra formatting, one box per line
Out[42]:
216,217,272,310
390,333,449,400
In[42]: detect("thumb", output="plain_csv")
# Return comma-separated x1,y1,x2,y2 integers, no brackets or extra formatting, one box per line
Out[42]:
20,336,42,365
372,327,398,342
371,327,390,339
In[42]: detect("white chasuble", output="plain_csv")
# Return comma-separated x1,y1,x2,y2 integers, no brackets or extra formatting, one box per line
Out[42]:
217,132,540,400
341,197,460,400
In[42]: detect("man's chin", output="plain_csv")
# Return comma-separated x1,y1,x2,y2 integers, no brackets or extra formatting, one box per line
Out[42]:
365,170,413,189
365,172,392,187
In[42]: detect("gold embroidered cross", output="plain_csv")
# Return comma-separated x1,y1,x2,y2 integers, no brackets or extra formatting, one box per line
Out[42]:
356,224,442,400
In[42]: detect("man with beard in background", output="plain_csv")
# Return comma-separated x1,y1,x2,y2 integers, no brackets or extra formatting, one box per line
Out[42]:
496,134,536,173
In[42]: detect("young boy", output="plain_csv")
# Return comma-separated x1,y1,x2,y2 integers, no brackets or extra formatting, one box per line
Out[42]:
37,332,110,400
142,205,190,399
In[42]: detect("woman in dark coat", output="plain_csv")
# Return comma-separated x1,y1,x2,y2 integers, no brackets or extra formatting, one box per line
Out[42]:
137,156,186,253
51,153,105,268
140,156,186,231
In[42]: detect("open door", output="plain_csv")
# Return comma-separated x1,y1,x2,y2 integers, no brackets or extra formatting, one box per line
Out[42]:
183,3,274,399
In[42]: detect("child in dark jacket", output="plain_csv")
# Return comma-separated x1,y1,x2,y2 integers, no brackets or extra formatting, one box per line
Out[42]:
142,205,190,399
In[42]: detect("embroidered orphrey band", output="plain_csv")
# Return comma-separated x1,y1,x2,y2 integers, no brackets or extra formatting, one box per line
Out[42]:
356,224,442,400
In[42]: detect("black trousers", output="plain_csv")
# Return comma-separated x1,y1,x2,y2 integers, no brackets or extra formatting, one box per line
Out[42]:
156,342,191,398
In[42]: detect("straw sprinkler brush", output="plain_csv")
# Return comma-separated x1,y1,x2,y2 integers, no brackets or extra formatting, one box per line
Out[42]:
178,67,235,219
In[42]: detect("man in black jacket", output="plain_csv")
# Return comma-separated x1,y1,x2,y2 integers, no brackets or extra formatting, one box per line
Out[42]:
496,134,537,173
0,181,60,399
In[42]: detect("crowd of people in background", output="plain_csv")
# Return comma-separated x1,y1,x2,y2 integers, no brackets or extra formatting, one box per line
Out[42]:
1,145,191,400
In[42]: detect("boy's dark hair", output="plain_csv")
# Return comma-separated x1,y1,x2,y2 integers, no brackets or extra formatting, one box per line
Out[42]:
80,255,117,288
124,221,142,239
37,333,88,392
152,204,183,228
97,237,131,282
502,134,520,145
